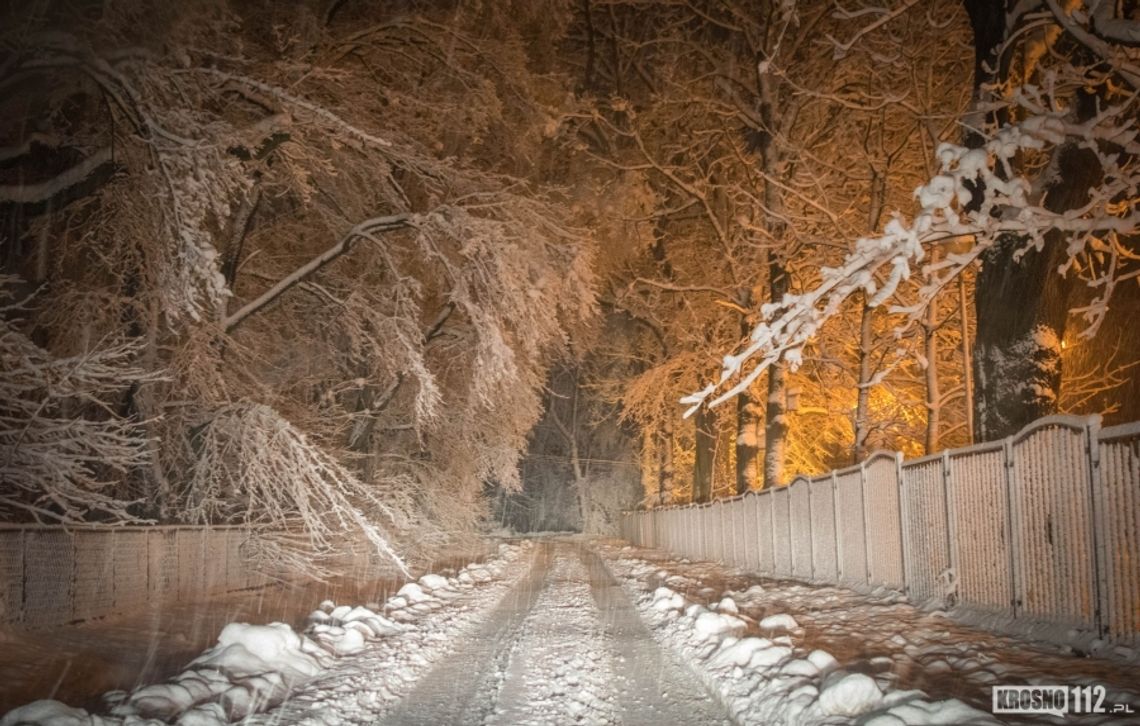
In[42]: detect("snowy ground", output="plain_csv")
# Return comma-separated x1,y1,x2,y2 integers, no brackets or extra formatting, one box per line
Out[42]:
4,536,1139,725
595,539,1140,726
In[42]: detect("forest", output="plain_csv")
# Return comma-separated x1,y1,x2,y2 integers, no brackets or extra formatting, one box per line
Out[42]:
2,0,1138,570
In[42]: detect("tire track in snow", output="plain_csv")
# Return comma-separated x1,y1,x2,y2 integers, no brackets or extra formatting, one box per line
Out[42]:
578,545,734,726
258,539,732,725
485,544,621,725
252,541,541,725
370,541,553,725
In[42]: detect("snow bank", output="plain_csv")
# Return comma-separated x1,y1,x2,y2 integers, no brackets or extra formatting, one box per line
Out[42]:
5,542,532,726
0,701,113,726
612,556,1001,726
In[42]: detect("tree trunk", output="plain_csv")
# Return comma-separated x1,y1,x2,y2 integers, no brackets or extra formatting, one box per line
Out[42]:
959,273,975,443
659,417,674,503
853,163,888,463
965,4,1100,440
923,290,941,454
693,404,715,503
973,234,1073,440
853,297,874,463
764,261,789,488
735,298,763,494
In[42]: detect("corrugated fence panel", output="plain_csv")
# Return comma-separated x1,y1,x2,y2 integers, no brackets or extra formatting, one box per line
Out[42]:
810,478,838,582
789,481,813,579
742,495,760,571
755,493,775,573
177,529,206,600
695,506,709,561
205,529,229,593
73,531,114,621
684,508,697,559
0,530,23,626
949,446,1012,614
729,499,746,567
772,488,792,576
864,455,904,589
617,416,1139,647
900,458,950,603
23,530,72,626
1098,425,1140,646
710,502,725,563
1011,424,1097,629
113,530,149,611
835,470,866,586
149,529,178,597
226,529,247,589
723,501,737,566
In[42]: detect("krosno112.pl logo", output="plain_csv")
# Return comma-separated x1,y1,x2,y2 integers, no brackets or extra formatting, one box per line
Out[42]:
993,685,1134,718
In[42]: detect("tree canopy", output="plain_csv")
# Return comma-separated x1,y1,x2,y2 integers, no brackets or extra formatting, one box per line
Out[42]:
2,0,1137,551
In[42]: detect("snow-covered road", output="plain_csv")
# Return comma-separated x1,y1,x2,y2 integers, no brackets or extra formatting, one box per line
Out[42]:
6,536,1139,726
264,540,730,725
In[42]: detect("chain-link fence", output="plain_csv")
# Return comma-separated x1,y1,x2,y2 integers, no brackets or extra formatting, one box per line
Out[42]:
621,415,1140,647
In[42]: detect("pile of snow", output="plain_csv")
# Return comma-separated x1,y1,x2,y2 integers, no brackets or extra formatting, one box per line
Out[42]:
618,560,1001,726
4,542,532,726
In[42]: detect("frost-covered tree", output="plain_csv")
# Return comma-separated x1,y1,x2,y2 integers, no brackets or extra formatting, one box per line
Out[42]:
566,0,978,498
0,278,155,523
685,0,1140,444
0,0,595,572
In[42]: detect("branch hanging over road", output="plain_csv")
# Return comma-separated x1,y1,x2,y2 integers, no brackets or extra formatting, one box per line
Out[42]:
223,213,413,332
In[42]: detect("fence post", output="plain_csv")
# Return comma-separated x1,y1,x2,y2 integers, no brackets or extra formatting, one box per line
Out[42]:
895,452,908,594
1003,438,1022,618
719,502,728,564
860,462,871,585
941,450,958,596
771,490,778,574
806,481,815,581
1085,417,1108,638
734,499,742,566
831,472,841,581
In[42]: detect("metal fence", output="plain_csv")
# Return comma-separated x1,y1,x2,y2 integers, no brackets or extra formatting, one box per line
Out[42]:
0,525,268,629
621,415,1140,647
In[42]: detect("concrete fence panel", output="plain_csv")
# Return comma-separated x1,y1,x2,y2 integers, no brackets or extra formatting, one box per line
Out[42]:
0,525,270,631
73,531,115,621
113,530,150,611
710,501,726,564
772,488,792,576
809,477,838,582
0,530,23,627
1009,420,1098,629
22,530,73,627
1098,422,1140,646
900,456,950,603
789,480,813,579
864,454,905,589
755,492,775,573
835,469,867,586
948,443,1012,615
620,414,1140,647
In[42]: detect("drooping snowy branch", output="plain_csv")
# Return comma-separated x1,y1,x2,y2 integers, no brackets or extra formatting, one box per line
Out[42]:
0,278,155,523
685,88,1139,416
180,403,410,576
